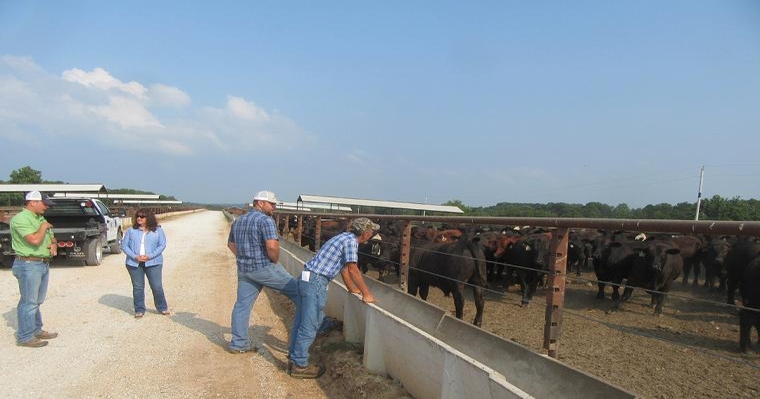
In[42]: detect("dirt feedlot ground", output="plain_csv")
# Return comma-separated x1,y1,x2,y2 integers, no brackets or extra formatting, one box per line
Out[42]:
368,269,760,399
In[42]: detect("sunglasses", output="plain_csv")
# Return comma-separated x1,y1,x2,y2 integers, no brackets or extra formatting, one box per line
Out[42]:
136,215,147,218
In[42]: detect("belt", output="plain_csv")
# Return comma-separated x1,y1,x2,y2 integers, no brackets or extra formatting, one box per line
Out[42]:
16,256,52,262
304,267,331,280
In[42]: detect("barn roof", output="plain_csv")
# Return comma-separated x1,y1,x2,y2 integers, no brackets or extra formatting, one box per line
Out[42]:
297,194,464,214
53,193,160,200
278,201,352,212
0,184,107,193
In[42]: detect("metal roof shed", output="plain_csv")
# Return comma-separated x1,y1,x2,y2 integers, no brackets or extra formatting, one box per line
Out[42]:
297,194,464,214
0,184,107,193
280,201,352,212
53,193,160,200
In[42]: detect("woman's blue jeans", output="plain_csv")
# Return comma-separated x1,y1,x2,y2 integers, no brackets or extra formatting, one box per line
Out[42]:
126,263,168,313
288,271,329,367
12,259,49,344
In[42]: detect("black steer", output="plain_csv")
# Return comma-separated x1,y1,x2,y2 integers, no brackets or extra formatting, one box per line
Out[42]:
502,233,552,306
701,238,732,291
593,238,639,301
613,241,683,315
357,235,382,274
739,256,760,353
725,241,760,305
408,235,488,326
670,235,704,286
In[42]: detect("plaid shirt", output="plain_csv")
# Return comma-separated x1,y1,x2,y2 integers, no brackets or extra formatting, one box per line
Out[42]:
304,232,358,280
228,209,279,272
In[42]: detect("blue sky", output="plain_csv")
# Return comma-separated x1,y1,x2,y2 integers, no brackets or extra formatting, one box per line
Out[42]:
1,1,759,208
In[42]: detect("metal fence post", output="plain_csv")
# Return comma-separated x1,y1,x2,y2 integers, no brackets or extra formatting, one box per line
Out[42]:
315,216,323,251
399,221,412,292
544,227,568,359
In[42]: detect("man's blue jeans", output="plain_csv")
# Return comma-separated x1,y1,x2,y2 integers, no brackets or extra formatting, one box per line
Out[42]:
126,263,168,313
230,264,298,351
288,271,329,367
12,259,50,344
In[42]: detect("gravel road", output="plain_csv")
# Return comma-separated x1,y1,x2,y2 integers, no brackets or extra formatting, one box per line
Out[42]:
0,211,331,398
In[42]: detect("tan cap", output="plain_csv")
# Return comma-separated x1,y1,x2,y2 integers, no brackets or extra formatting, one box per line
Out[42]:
352,217,380,233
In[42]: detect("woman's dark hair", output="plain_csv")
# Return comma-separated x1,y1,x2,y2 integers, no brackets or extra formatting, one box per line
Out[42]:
132,208,159,232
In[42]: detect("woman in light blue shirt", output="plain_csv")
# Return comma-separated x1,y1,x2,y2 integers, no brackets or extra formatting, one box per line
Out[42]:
121,209,169,318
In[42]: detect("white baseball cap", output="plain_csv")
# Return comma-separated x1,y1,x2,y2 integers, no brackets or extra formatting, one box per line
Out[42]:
25,191,55,206
253,190,278,204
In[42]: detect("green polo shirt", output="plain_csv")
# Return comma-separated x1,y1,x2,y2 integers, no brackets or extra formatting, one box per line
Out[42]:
10,208,54,257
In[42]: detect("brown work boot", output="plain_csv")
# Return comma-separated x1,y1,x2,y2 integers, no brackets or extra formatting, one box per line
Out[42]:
290,363,325,379
18,338,48,348
35,330,58,340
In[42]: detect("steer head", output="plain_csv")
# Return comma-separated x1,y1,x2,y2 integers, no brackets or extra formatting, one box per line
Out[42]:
637,243,681,272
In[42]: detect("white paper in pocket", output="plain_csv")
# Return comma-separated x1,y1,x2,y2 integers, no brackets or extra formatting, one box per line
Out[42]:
301,270,311,282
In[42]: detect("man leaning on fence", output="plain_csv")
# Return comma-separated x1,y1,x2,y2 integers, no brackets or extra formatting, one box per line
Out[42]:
287,217,378,379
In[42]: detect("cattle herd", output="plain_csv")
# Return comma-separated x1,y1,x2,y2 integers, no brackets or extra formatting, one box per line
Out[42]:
283,215,760,354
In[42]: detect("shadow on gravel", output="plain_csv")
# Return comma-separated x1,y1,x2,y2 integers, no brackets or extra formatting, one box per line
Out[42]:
2,309,16,330
169,311,231,350
98,294,134,315
255,325,288,354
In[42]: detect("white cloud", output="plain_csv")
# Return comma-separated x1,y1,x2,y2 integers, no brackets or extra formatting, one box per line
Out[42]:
227,96,271,122
93,95,164,129
0,55,45,75
62,67,148,98
148,84,191,107
0,55,309,156
200,96,311,150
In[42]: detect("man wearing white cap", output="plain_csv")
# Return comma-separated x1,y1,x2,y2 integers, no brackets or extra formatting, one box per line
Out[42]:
226,190,298,354
10,191,58,348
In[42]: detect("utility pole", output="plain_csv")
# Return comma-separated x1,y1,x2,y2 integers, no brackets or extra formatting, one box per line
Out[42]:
695,166,704,220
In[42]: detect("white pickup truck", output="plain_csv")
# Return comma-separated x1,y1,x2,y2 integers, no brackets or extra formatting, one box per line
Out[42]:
0,197,123,266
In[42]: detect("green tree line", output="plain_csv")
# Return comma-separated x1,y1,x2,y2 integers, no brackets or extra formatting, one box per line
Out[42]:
443,197,760,221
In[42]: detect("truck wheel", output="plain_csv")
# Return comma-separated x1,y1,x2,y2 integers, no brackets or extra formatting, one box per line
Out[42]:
110,230,123,254
85,238,103,266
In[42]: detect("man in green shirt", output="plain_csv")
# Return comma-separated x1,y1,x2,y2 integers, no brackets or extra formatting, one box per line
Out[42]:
10,191,59,348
